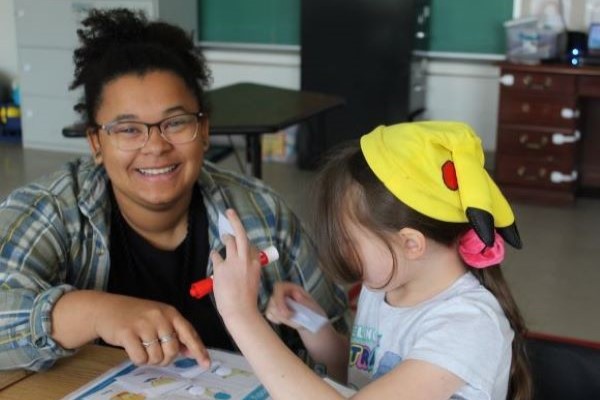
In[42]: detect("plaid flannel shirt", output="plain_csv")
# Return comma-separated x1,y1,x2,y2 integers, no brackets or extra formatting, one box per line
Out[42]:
0,157,348,371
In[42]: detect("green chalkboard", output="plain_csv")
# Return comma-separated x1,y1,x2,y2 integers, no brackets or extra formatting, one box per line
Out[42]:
429,0,514,55
198,0,299,45
197,0,513,54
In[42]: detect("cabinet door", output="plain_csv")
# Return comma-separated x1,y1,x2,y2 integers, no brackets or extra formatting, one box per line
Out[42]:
15,0,81,48
19,48,80,98
20,96,88,152
498,92,579,129
496,127,579,164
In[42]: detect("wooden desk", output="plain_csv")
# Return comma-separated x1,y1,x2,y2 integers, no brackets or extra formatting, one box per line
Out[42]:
0,345,127,400
495,62,600,205
63,83,345,179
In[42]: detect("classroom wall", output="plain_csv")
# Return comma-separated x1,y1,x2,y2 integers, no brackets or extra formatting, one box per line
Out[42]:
519,0,593,31
2,0,562,152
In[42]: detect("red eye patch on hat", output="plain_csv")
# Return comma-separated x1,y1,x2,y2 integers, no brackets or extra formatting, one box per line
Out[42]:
442,160,458,191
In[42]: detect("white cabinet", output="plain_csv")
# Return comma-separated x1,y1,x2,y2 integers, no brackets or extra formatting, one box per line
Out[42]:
15,0,197,152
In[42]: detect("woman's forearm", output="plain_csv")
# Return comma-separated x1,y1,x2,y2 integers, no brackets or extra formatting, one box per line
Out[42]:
50,290,106,349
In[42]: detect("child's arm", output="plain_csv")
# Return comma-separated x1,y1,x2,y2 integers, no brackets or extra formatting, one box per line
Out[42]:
211,209,465,399
266,282,349,382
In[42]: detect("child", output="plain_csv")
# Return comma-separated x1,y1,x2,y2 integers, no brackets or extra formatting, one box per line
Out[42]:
211,121,532,399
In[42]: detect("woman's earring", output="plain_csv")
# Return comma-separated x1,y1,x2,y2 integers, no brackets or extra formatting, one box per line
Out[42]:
94,150,102,158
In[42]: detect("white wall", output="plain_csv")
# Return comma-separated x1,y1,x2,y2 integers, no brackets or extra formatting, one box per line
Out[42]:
519,0,597,30
1,0,502,152
203,46,300,90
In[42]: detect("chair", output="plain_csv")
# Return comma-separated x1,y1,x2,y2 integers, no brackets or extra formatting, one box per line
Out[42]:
525,332,600,400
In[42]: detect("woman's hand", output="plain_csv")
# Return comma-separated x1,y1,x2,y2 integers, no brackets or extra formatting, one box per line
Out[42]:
93,294,210,367
51,290,210,368
265,282,326,331
211,209,262,322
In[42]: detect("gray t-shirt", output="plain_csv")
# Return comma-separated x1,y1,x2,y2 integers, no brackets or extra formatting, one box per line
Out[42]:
349,272,513,400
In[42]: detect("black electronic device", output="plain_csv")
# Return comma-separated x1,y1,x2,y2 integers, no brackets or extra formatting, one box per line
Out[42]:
564,31,587,66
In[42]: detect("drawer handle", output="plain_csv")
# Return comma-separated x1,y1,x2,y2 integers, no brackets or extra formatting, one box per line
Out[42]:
517,166,547,181
519,134,548,150
561,108,580,119
550,170,578,183
522,75,553,90
521,103,531,113
552,130,581,145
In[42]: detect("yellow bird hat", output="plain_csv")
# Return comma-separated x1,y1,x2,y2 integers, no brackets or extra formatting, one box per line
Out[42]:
360,121,521,249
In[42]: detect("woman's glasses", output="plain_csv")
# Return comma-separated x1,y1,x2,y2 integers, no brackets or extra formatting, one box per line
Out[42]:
95,112,203,151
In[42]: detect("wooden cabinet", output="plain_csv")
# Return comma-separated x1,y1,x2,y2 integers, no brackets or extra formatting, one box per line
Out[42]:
494,63,600,205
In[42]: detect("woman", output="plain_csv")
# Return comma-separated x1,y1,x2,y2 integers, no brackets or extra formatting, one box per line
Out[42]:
0,8,347,371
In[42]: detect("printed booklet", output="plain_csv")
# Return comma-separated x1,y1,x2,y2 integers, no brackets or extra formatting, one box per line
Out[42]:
62,348,356,399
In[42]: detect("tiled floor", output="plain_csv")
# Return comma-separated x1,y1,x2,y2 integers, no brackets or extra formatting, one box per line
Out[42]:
1,142,599,343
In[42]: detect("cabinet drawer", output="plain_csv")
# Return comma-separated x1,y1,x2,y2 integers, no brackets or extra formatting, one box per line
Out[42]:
19,48,80,98
496,127,579,162
578,76,600,97
500,71,575,95
495,155,578,191
498,92,578,128
20,95,88,152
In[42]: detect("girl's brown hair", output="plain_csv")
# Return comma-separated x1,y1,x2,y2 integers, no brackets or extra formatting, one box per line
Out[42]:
311,143,532,400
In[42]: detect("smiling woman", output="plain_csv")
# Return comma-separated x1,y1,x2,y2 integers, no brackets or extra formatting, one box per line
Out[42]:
0,8,349,372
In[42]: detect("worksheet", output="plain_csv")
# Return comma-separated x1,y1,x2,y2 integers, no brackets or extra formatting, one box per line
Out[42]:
62,348,269,400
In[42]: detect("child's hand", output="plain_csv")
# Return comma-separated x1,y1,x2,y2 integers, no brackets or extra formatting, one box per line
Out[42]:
211,209,262,321
265,282,327,331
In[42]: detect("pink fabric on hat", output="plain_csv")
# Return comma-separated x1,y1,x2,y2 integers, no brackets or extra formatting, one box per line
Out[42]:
458,228,505,268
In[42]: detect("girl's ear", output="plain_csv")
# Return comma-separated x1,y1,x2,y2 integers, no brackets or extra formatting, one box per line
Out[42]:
86,129,103,165
397,227,426,259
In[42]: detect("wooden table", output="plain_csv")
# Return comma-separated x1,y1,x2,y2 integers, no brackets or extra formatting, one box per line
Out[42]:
63,83,345,179
0,345,127,400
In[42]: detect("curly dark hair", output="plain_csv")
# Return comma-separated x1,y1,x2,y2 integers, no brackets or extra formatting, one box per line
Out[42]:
70,8,212,125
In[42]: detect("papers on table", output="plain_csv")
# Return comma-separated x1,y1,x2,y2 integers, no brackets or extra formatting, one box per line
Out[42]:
62,348,356,399
63,348,268,400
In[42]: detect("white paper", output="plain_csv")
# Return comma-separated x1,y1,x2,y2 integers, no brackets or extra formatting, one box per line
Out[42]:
62,349,269,400
286,298,329,334
218,212,235,238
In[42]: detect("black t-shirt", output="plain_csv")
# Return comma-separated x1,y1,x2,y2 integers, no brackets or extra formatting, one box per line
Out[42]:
107,185,235,351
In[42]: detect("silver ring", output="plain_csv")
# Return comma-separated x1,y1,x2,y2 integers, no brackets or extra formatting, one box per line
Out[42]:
141,338,159,348
159,332,176,344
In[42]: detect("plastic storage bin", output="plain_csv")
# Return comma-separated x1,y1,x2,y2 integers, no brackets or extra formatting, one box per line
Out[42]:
0,103,22,143
505,17,560,64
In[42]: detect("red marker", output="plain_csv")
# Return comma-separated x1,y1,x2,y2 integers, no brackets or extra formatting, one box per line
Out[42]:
189,245,279,299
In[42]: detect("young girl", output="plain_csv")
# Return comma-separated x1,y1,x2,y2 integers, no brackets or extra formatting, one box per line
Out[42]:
212,121,532,399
